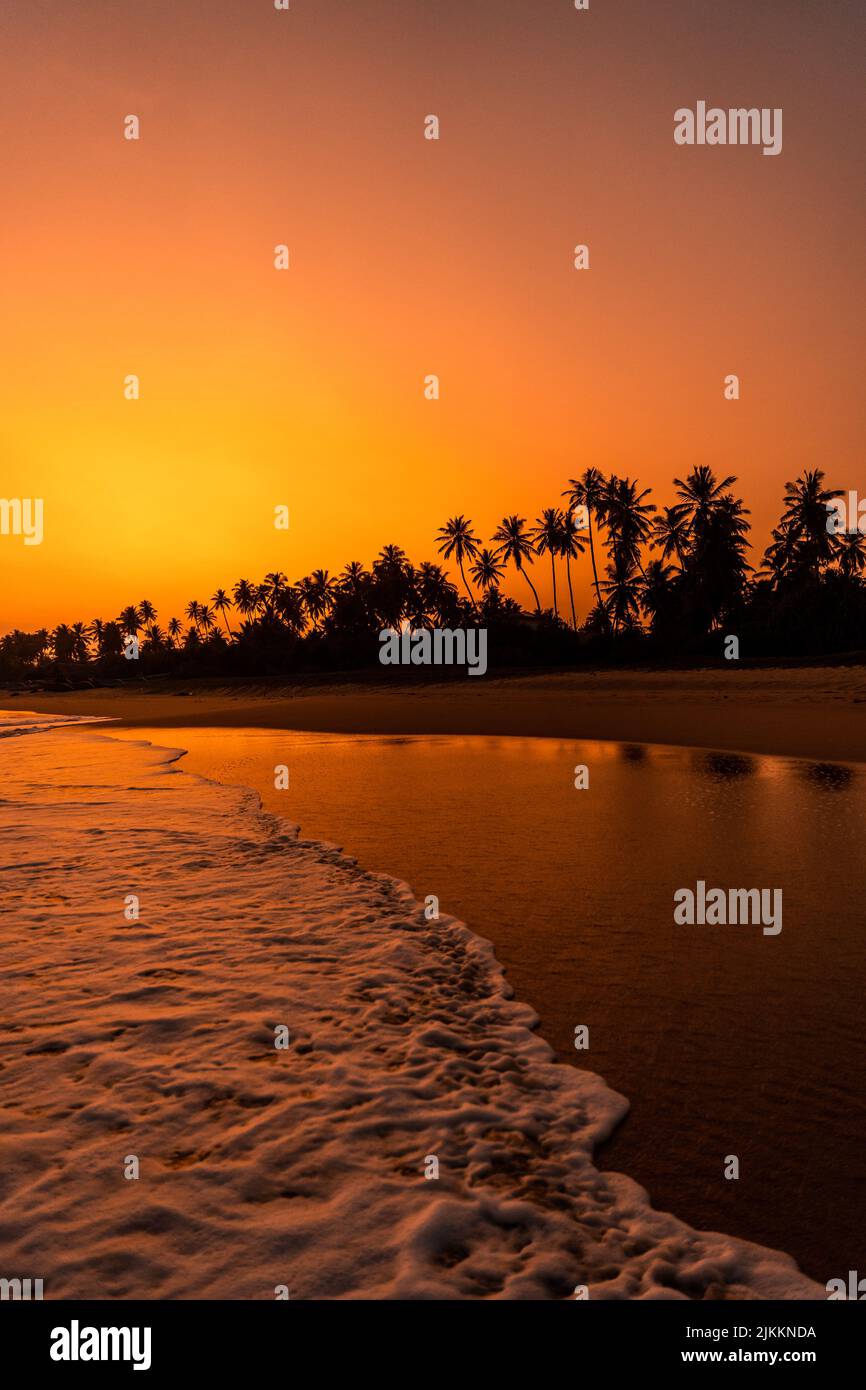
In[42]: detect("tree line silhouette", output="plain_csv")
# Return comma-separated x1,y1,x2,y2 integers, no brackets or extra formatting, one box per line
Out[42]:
2,466,864,685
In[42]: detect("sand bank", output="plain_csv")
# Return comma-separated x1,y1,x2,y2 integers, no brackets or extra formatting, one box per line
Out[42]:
6,663,866,763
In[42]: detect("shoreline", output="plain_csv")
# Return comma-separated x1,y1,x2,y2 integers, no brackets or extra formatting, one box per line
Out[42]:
107,718,865,1284
4,663,865,764
0,716,824,1298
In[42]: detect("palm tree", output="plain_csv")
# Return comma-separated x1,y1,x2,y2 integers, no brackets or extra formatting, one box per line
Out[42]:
760,525,800,583
415,562,459,625
435,516,481,611
197,604,216,635
638,558,677,627
689,494,752,628
531,508,566,618
304,569,339,629
836,529,866,580
118,605,142,638
603,476,656,574
601,556,642,633
52,624,75,662
70,622,90,662
257,572,289,620
674,466,738,532
340,561,369,594
469,547,506,593
376,544,409,571
584,599,612,635
139,599,157,628
371,546,413,629
779,469,843,576
167,616,182,647
492,515,540,612
100,621,124,660
211,588,234,637
185,599,202,630
563,469,607,616
651,505,692,568
670,467,739,575
232,578,260,620
274,585,306,633
559,509,587,629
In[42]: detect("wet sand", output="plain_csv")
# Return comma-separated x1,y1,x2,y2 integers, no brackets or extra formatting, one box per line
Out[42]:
7,662,866,763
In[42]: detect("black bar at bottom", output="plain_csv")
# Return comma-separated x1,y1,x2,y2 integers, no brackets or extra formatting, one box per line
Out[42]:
2,1297,859,1377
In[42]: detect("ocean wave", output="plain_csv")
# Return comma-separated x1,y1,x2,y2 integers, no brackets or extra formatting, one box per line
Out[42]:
0,724,822,1299
0,709,111,738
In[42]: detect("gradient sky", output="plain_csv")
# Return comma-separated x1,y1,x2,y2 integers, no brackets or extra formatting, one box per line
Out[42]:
1,0,864,631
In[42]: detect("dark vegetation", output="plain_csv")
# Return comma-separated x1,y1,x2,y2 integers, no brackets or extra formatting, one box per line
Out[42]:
3,467,864,687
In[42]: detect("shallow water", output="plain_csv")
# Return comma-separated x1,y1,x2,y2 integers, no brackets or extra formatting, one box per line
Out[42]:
2,713,820,1300
136,725,866,1285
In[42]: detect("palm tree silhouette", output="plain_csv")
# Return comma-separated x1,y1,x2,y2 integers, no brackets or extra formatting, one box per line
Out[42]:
305,570,339,629
371,546,414,629
674,466,737,527
469,548,506,593
559,509,587,629
340,561,369,594
601,556,641,633
492,515,540,612
258,572,289,621
52,623,74,661
779,469,843,576
638,558,677,625
651,505,691,568
70,622,90,662
531,508,566,619
417,562,459,625
232,579,259,620
603,476,656,574
837,529,866,579
10,457,866,686
563,469,607,617
689,493,752,627
118,605,143,638
272,585,305,633
211,588,234,637
376,544,408,570
197,604,216,635
100,621,123,660
436,516,481,611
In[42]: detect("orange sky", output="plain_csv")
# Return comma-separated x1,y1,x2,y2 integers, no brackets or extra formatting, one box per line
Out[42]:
1,0,864,631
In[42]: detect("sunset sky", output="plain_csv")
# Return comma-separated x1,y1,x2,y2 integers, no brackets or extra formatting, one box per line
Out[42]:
1,0,864,631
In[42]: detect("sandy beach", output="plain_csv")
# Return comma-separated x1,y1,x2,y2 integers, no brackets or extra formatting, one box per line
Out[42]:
7,662,866,763
3,664,864,1297
0,714,825,1299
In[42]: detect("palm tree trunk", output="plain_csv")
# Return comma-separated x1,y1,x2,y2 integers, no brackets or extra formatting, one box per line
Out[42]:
565,553,577,629
587,518,607,623
458,558,478,612
549,552,558,617
219,610,233,638
519,565,541,612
